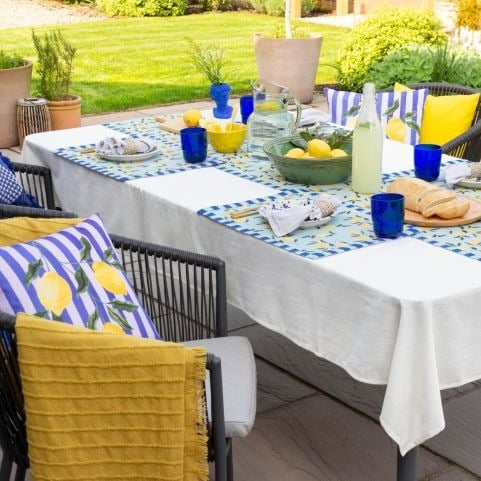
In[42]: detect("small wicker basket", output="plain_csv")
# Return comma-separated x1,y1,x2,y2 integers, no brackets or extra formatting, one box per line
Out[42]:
16,98,51,147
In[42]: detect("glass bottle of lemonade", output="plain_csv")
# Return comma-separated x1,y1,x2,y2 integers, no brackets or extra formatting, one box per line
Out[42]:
351,83,383,194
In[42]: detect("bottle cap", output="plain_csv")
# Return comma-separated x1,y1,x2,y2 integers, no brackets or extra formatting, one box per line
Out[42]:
363,83,376,96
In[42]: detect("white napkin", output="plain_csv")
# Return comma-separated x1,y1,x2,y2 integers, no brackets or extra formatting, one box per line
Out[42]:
96,136,155,156
444,164,471,187
297,108,329,128
261,203,315,237
259,194,341,237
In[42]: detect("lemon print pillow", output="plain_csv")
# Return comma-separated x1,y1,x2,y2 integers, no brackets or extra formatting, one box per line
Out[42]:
0,214,159,339
324,87,430,145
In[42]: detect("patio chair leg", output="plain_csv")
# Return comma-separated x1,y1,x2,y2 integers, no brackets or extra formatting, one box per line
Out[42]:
0,455,13,481
227,438,233,481
14,464,27,481
397,446,418,481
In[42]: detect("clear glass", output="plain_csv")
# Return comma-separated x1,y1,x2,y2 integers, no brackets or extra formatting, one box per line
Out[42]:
351,83,383,194
247,80,301,155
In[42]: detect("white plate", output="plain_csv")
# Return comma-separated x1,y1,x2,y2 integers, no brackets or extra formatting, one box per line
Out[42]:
456,178,481,189
97,148,159,162
300,216,332,228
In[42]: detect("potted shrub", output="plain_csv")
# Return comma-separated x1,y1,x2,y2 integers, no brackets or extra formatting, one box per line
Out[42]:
32,30,81,131
0,51,33,148
187,38,233,119
253,0,322,103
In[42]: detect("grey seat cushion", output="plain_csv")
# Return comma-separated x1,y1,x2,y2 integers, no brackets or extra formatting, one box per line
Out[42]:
183,336,256,438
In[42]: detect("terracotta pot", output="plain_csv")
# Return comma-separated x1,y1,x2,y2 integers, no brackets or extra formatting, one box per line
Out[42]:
254,34,322,104
47,95,82,131
0,61,32,148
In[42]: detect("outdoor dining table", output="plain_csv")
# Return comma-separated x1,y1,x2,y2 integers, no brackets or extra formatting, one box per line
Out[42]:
21,115,481,481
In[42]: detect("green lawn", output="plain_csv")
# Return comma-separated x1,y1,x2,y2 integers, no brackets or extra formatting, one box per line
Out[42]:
0,12,346,114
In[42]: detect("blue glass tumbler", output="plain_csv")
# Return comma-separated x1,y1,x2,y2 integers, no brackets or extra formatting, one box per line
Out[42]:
240,95,254,124
180,127,207,164
371,193,405,239
414,144,442,181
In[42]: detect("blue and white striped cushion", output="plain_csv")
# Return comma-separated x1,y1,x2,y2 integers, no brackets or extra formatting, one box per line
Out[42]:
0,214,159,340
324,87,430,145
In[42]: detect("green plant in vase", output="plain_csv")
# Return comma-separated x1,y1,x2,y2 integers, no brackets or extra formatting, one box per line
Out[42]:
32,29,81,130
186,38,232,119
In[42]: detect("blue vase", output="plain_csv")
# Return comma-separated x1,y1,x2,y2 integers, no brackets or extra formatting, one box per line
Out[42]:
210,83,233,119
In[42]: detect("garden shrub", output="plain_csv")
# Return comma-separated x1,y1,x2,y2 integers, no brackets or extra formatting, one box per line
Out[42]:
456,0,481,30
96,0,187,16
367,44,481,90
337,7,447,92
0,51,26,69
250,0,315,16
191,0,252,11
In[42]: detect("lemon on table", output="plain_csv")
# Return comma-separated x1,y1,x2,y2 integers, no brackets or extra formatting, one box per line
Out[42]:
183,109,202,127
386,117,407,142
285,148,305,158
307,139,331,158
331,148,348,158
302,152,315,158
37,271,72,316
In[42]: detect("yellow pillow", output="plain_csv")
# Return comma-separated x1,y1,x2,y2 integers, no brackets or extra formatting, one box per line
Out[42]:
394,82,480,145
0,216,82,246
394,82,411,92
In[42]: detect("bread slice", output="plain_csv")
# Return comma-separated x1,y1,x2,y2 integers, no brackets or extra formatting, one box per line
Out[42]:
417,188,447,213
386,178,436,212
435,200,470,219
422,198,458,218
419,191,457,217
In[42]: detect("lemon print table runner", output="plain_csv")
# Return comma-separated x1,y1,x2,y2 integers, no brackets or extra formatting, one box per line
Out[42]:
199,157,481,262
54,117,226,182
198,187,420,260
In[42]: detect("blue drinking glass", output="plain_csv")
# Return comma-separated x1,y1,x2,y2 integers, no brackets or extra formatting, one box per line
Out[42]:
240,95,254,124
371,193,405,239
414,144,442,182
180,127,207,164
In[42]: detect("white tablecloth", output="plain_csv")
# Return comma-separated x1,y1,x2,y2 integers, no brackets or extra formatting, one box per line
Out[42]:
22,124,481,455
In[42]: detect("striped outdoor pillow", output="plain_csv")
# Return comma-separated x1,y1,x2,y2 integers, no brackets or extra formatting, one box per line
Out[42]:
324,87,430,145
0,214,159,339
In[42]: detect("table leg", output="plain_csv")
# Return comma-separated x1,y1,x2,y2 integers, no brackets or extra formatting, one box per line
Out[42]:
397,446,418,481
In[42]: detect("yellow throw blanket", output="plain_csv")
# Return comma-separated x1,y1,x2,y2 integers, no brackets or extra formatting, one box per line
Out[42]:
16,314,208,481
0,217,83,246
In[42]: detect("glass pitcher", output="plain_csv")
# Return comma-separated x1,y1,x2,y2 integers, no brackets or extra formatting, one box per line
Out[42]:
247,79,302,155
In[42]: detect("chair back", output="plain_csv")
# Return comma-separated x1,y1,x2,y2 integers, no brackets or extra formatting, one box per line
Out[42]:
382,82,481,161
12,162,55,210
0,205,227,342
402,82,481,125
0,313,29,480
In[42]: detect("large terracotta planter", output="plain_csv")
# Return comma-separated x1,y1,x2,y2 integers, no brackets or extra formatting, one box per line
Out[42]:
0,61,32,148
47,95,82,131
254,34,322,104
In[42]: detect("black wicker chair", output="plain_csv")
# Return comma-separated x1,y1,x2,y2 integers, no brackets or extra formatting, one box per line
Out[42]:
382,82,481,162
0,205,235,481
12,162,56,210
0,312,226,481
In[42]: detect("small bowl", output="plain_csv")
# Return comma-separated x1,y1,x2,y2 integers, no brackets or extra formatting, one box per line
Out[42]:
207,123,247,153
263,135,352,185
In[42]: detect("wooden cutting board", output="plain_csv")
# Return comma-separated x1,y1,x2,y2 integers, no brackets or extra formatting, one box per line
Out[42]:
155,116,187,134
404,195,481,227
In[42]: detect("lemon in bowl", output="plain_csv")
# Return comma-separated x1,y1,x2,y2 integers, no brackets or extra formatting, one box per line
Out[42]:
263,135,352,185
206,123,247,153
